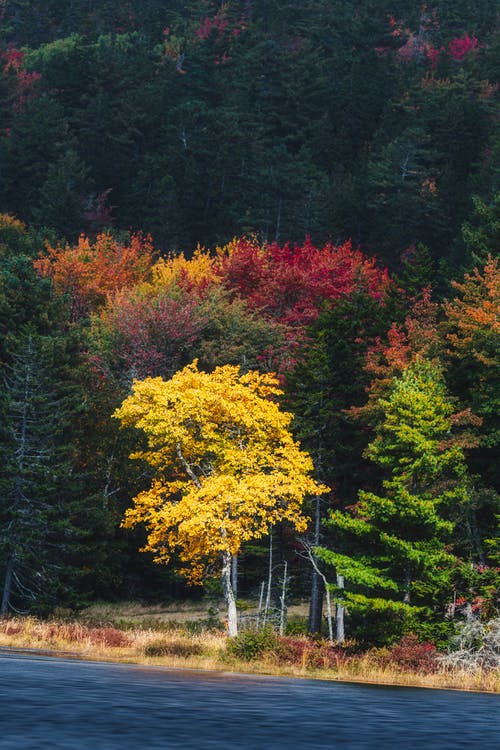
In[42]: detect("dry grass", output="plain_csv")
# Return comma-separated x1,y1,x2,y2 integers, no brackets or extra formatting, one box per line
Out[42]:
78,599,310,628
332,651,500,693
1,615,499,693
0,616,227,669
80,600,213,625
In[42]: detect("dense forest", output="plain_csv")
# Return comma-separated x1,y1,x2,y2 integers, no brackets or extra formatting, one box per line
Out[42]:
0,0,499,645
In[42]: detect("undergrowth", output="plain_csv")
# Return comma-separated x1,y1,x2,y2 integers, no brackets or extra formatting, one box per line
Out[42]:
1,617,499,692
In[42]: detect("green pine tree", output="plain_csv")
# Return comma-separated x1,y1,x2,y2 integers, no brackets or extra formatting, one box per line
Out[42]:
318,358,470,642
0,334,84,613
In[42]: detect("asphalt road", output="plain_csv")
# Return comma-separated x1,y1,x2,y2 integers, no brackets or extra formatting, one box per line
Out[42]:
0,652,498,749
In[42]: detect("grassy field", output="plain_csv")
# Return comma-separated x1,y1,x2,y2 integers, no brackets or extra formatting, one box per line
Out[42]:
1,601,499,693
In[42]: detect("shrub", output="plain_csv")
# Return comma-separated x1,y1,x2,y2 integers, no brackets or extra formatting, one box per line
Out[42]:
144,639,203,657
272,636,349,669
439,617,500,672
226,627,278,661
87,627,132,648
387,634,438,674
284,617,308,635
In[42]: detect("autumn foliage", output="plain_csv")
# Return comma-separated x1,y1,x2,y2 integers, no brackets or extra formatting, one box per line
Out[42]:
91,289,204,380
351,288,441,425
445,255,500,367
54,235,391,381
215,237,391,329
114,361,326,584
34,232,155,320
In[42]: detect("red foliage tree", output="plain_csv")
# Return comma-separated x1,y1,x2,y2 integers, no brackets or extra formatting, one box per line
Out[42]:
2,47,41,111
449,34,479,61
215,237,391,331
351,288,442,425
90,289,203,381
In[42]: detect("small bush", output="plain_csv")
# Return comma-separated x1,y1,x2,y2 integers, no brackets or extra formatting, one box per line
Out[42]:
144,639,203,658
87,627,132,648
226,627,278,661
390,635,438,673
382,634,438,674
272,636,349,669
440,617,500,672
285,617,308,636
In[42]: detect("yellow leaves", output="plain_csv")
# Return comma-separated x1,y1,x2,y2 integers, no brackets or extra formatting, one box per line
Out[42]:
115,360,328,582
150,246,218,296
0,213,26,233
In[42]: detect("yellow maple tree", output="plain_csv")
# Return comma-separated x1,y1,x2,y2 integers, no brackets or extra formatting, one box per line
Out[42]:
113,360,328,635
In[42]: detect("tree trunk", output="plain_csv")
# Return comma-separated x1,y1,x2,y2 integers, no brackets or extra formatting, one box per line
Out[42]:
1,556,14,616
279,561,288,636
262,531,273,627
308,570,324,634
308,495,323,634
257,580,265,629
231,555,238,599
324,582,334,644
403,573,411,604
336,574,345,644
221,550,238,637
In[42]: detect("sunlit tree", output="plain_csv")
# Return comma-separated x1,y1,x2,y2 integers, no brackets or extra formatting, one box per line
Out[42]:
114,360,327,635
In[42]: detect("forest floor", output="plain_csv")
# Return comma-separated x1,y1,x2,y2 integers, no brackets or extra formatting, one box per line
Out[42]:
0,601,498,694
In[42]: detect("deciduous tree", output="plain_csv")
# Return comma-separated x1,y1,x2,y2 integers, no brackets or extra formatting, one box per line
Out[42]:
34,231,155,321
444,256,500,491
114,361,327,635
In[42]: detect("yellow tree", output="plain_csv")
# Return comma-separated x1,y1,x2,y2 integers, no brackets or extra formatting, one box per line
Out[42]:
113,361,327,635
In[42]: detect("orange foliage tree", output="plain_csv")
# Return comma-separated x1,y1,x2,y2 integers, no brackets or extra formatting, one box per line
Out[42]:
444,256,500,454
351,288,443,426
34,232,155,320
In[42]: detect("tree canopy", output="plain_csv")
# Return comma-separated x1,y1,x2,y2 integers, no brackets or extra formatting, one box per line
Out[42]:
113,360,327,634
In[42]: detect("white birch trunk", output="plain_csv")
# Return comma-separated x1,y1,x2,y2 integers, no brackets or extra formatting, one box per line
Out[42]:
221,550,238,637
324,583,334,644
257,580,265,628
279,561,287,636
262,532,273,627
336,574,345,644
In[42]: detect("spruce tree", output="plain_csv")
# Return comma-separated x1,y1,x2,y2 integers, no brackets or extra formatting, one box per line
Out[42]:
0,334,85,614
317,358,470,641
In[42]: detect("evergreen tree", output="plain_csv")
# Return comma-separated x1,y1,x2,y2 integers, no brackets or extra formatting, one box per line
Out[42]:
444,257,500,494
462,193,500,267
317,359,470,642
33,147,93,239
285,289,392,632
0,335,83,613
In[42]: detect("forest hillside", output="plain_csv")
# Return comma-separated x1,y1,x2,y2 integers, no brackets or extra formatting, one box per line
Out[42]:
0,1,499,648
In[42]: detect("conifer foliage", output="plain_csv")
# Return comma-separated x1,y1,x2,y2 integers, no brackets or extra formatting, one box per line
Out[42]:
0,1,498,644
318,359,471,639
